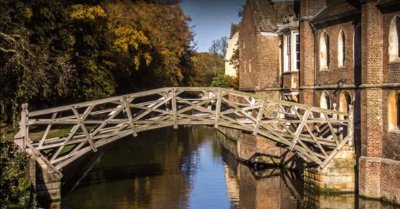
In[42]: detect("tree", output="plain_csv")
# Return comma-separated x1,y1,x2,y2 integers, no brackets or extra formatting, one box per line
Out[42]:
0,136,34,208
191,52,224,86
210,75,235,88
0,0,196,125
209,36,227,56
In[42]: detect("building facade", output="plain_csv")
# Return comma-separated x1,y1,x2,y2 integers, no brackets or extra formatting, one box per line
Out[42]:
238,0,400,203
238,0,299,99
225,24,239,78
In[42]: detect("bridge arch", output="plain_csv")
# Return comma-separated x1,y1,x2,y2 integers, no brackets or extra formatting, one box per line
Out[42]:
14,87,353,177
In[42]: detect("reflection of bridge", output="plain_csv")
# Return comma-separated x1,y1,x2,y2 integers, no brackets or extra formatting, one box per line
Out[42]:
14,87,353,177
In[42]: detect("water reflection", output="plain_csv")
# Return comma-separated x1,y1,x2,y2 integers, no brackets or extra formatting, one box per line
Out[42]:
59,127,400,209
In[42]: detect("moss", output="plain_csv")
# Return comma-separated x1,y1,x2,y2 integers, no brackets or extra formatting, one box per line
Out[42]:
360,195,400,207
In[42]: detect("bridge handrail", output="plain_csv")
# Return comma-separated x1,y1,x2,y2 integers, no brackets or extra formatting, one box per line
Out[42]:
28,87,349,117
15,87,353,176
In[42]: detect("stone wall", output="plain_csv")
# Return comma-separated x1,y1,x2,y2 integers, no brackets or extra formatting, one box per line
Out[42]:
304,145,356,193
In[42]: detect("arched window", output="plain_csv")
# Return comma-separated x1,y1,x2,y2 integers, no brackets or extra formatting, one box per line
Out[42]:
338,30,345,67
339,91,352,120
320,91,331,118
388,91,399,131
320,31,330,69
339,91,352,113
389,16,400,62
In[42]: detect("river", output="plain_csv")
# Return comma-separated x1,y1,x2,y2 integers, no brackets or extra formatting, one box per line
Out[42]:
60,126,398,209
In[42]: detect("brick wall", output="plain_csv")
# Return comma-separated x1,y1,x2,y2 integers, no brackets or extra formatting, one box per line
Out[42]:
300,0,326,17
256,34,281,90
359,0,400,201
282,72,299,89
299,0,318,105
299,21,315,88
383,12,400,83
382,90,400,160
239,3,258,89
315,22,358,86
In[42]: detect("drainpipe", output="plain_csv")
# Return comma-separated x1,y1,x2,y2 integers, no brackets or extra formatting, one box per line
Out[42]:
310,22,317,106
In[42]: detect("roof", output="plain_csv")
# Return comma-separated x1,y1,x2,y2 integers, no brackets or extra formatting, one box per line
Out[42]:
251,0,277,32
247,0,298,33
230,24,240,38
312,0,360,23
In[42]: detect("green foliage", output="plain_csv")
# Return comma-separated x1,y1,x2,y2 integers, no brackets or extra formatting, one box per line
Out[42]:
229,47,240,70
0,0,195,126
211,75,236,88
191,52,224,86
0,137,34,208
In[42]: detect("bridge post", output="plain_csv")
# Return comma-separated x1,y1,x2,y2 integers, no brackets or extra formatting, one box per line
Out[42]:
35,158,62,203
20,103,29,149
347,105,354,146
171,88,178,129
214,88,222,128
304,108,356,193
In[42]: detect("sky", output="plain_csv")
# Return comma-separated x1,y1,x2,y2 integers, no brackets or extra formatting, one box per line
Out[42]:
181,0,245,52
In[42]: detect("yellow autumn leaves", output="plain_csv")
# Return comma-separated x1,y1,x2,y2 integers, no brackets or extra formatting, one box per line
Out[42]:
69,4,152,70
69,4,106,20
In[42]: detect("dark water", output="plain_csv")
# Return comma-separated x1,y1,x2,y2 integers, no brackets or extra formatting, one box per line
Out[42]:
61,126,398,209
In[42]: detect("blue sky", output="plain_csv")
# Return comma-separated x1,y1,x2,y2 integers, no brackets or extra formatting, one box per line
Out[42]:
181,0,244,52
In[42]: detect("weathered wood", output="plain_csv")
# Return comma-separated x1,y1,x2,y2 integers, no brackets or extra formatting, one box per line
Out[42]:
171,88,178,129
253,100,265,135
16,87,352,172
290,108,311,150
38,112,57,148
122,97,137,137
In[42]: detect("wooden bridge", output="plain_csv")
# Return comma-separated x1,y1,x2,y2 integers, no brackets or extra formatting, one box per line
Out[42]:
14,87,353,177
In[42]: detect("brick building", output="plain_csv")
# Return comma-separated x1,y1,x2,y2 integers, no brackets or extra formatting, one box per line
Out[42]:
238,0,299,99
225,24,239,78
238,0,400,204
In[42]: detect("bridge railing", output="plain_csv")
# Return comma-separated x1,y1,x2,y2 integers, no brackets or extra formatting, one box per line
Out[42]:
15,87,352,174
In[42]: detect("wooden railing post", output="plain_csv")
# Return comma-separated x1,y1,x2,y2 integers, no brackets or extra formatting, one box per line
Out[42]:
20,103,29,150
122,97,137,137
347,105,354,146
214,88,222,128
171,88,178,129
253,99,265,135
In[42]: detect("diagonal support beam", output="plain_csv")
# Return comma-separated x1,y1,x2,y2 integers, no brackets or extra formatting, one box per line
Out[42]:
122,97,137,137
290,108,311,150
171,88,178,129
253,99,265,135
214,88,222,128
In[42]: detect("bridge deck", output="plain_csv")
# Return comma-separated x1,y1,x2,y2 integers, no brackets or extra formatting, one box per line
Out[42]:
14,87,353,176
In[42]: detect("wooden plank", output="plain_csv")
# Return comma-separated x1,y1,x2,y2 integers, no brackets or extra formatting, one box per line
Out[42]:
50,105,93,162
122,97,137,137
253,99,265,135
289,108,310,150
39,112,57,147
72,107,97,152
324,113,340,145
171,88,178,129
29,87,171,117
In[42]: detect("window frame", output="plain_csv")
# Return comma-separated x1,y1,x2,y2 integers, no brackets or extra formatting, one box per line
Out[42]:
338,30,346,67
389,16,400,62
319,31,330,70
